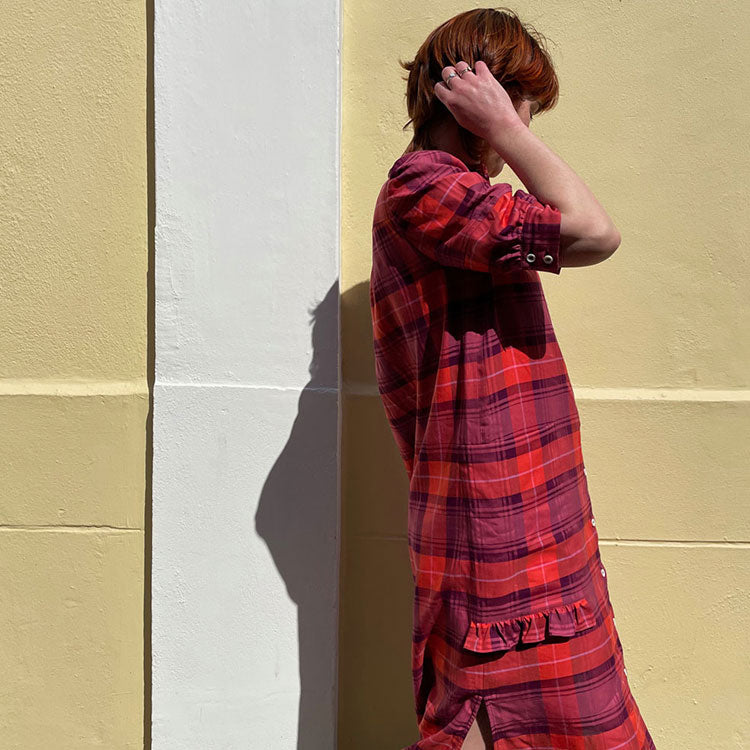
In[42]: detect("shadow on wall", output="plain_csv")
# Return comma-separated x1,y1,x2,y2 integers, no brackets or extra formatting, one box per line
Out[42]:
254,278,421,749
336,280,423,749
254,281,342,750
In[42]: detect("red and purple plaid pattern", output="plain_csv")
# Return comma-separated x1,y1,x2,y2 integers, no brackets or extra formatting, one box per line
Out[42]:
370,150,656,748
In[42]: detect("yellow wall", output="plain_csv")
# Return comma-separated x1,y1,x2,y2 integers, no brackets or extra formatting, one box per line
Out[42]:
0,3,147,747
339,3,749,748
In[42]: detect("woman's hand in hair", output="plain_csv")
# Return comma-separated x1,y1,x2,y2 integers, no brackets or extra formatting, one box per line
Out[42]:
434,60,521,140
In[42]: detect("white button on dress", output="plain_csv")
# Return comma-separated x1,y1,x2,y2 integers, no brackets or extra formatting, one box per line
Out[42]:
601,568,606,577
591,518,596,527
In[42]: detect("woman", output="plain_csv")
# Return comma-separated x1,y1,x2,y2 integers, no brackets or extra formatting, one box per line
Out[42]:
369,8,657,750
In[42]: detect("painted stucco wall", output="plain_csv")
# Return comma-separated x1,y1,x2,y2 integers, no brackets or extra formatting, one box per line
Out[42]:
339,3,749,749
0,2,147,748
153,2,341,748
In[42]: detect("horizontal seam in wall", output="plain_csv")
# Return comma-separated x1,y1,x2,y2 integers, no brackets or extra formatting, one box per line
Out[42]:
350,533,750,548
343,384,750,401
0,379,147,396
0,525,142,532
155,382,339,393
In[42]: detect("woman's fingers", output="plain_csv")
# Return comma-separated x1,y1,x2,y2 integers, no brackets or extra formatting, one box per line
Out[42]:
435,63,465,102
441,65,459,87
434,68,456,102
433,59,517,138
473,59,489,78
438,60,479,93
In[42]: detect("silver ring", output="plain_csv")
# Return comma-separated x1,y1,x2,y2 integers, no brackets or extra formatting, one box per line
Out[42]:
446,71,457,80
457,65,472,76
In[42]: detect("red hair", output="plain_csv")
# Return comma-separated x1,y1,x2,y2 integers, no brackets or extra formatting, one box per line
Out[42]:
399,8,559,171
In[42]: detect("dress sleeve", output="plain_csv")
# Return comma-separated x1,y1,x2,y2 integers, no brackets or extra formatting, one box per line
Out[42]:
386,165,563,275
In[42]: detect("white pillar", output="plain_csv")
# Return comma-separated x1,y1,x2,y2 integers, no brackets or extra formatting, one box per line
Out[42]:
153,3,341,748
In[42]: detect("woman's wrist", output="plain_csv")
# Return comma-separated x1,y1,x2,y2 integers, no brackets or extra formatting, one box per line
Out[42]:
484,116,531,160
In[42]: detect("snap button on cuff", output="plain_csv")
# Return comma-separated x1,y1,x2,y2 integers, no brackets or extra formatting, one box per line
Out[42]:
525,252,536,263
543,253,554,264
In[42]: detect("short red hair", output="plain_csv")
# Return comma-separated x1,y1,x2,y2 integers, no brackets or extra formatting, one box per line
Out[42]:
399,8,559,170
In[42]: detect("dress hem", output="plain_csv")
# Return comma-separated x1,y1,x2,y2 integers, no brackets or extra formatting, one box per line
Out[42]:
462,597,597,653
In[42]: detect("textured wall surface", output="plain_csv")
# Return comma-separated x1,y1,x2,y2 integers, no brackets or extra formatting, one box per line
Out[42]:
339,2,750,748
153,2,341,748
0,2,147,748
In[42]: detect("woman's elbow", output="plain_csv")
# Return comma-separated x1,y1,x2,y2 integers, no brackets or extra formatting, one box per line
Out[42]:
589,223,621,259
560,213,622,260
600,227,622,257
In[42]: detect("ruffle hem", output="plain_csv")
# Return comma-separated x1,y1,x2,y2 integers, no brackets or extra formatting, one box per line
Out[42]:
462,597,597,653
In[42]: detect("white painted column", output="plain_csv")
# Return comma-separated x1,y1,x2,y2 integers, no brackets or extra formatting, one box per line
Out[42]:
153,3,341,748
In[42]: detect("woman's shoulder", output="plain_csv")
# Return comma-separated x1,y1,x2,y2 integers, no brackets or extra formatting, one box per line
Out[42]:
387,148,469,180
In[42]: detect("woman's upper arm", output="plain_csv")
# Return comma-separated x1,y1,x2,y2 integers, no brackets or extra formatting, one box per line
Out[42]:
386,164,563,275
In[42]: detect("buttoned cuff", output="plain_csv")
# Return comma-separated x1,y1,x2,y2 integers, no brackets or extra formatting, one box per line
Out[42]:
492,193,563,274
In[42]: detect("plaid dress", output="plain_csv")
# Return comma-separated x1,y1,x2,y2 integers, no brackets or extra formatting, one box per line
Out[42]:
369,149,656,749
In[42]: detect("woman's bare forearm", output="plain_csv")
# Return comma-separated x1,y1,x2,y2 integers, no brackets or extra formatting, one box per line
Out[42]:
487,122,621,262
433,60,620,265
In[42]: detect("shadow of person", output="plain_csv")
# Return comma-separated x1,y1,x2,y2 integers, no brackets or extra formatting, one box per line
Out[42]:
254,281,340,750
335,280,419,748
254,268,551,747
